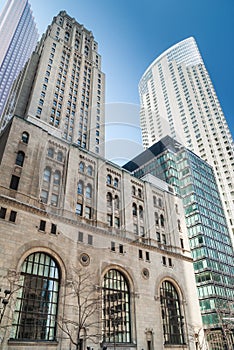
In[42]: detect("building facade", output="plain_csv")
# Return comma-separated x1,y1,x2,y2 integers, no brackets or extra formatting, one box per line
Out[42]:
0,115,204,350
0,0,38,120
139,37,234,241
123,136,234,349
1,10,105,157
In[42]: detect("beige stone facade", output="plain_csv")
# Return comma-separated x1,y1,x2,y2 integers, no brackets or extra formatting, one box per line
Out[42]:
0,116,204,350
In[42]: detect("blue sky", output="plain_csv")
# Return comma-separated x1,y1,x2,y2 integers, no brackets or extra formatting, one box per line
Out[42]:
0,0,233,158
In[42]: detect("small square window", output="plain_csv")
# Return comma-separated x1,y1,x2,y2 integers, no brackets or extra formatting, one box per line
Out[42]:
39,220,46,231
0,207,7,219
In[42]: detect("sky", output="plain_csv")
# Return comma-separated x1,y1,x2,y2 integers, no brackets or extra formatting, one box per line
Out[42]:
0,0,233,161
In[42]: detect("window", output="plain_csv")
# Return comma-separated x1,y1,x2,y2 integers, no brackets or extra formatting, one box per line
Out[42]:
10,175,20,190
106,174,112,185
9,210,17,222
133,224,138,235
77,181,83,195
85,206,91,219
132,186,136,196
153,196,157,206
168,258,172,267
15,151,25,167
87,165,93,176
57,151,63,162
48,148,54,158
53,171,61,185
51,194,58,206
119,244,124,254
102,269,131,343
51,223,57,234
155,212,159,225
114,217,120,228
132,203,137,216
139,206,143,219
145,251,150,261
76,203,82,216
78,231,83,242
114,195,119,210
11,252,60,341
180,238,184,249
111,241,115,252
162,256,166,265
43,168,51,182
177,220,181,232
0,207,7,219
113,178,119,188
156,232,161,242
39,220,46,231
88,234,93,245
138,188,142,198
160,281,185,345
160,214,165,227
79,161,84,172
158,198,163,207
85,184,92,199
41,190,48,203
107,192,112,206
22,132,29,144
139,249,143,259
107,214,112,227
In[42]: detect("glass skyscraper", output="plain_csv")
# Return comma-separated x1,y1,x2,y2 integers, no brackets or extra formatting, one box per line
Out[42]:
0,0,38,120
124,136,234,349
139,37,234,243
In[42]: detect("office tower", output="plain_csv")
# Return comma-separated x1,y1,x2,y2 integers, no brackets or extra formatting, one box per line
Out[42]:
1,10,105,157
139,37,234,240
0,0,38,120
123,136,234,349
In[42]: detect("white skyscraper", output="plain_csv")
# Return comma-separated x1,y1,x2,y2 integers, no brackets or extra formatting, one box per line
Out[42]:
139,37,234,240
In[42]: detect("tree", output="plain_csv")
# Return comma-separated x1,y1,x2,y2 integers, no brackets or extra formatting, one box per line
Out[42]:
57,267,102,350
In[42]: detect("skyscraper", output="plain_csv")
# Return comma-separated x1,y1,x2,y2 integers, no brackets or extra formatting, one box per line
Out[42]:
139,37,234,240
123,136,234,348
1,10,105,157
0,0,38,119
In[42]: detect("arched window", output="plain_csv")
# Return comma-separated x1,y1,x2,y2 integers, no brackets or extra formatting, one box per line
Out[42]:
160,281,185,345
113,178,119,188
107,192,112,206
114,195,119,210
64,31,70,42
132,203,137,216
106,174,112,185
138,188,142,198
160,214,165,227
15,151,25,167
84,45,89,56
75,39,79,50
77,180,83,195
79,161,84,172
86,184,92,198
132,186,136,196
48,148,54,158
57,151,63,162
87,165,93,176
11,252,60,341
155,212,159,225
43,167,51,182
22,132,29,144
102,269,131,343
139,205,143,219
53,170,61,185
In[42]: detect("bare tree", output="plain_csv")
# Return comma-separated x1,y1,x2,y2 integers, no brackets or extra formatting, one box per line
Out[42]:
57,267,102,350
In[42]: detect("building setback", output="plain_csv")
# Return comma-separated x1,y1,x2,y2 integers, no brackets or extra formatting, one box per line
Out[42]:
1,10,105,157
123,136,234,349
0,0,38,120
139,37,234,243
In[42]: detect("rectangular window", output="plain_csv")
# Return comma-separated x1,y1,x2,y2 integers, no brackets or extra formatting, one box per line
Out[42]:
9,210,17,222
140,226,144,236
51,194,58,206
146,251,150,261
51,223,57,234
78,231,83,242
114,217,120,228
133,224,138,235
88,234,93,245
0,207,7,219
10,175,20,190
111,241,115,251
168,258,172,267
85,206,91,219
107,214,112,227
180,238,184,249
162,234,166,244
76,203,82,215
162,256,166,265
119,244,124,254
156,232,161,242
39,220,46,231
41,190,48,203
139,249,143,259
